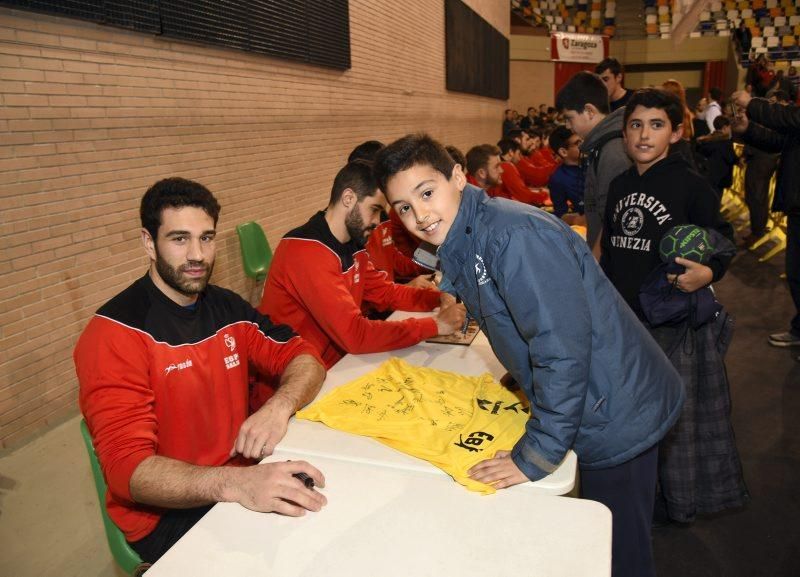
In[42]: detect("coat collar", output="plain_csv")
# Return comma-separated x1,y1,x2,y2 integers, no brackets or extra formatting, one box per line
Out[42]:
437,184,484,286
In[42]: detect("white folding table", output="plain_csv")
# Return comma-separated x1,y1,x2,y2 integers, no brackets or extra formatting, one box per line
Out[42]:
145,451,610,577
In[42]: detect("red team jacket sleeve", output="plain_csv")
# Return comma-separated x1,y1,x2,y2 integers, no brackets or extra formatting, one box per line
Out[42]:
501,163,550,205
391,248,431,279
243,306,323,377
76,318,158,505
360,257,441,312
284,245,439,355
516,157,552,189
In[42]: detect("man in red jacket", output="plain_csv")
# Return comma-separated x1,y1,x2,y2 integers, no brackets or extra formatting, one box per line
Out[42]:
496,138,550,206
260,160,465,369
465,143,504,197
75,178,328,565
507,129,554,188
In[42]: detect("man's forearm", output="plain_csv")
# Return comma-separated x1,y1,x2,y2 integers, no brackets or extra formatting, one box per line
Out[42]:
271,353,326,413
129,455,238,508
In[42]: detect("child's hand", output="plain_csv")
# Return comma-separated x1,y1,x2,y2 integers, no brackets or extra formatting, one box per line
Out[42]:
467,451,529,489
666,258,713,293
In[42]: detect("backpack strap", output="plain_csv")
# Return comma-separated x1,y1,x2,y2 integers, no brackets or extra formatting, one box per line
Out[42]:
585,129,623,176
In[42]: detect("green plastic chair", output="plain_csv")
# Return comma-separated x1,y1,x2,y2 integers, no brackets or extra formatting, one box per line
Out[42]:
80,419,144,575
236,221,273,284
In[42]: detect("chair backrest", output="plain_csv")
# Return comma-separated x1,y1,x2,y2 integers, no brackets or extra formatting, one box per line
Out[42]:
80,420,143,575
236,221,273,282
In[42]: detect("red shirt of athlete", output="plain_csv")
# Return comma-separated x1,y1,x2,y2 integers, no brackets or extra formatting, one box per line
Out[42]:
498,162,550,205
259,211,441,369
365,219,431,282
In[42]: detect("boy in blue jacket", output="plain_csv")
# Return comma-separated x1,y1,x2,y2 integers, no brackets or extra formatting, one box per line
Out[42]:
374,134,684,577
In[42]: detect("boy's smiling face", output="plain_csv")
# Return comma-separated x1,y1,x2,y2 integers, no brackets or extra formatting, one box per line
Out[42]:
384,163,465,247
624,105,683,174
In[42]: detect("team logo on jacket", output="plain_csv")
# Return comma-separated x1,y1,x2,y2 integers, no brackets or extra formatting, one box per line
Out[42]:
475,254,490,286
224,353,240,370
621,207,644,236
164,359,193,375
224,333,236,352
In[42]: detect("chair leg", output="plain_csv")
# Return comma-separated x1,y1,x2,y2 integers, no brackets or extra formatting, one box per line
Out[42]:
249,275,266,307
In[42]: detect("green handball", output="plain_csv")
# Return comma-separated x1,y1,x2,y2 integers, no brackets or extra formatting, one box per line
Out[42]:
659,225,714,264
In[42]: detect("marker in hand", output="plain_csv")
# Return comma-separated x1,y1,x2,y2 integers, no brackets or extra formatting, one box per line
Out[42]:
292,471,315,489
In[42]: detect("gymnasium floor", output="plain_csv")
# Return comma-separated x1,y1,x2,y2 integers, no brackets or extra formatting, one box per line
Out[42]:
1,239,798,577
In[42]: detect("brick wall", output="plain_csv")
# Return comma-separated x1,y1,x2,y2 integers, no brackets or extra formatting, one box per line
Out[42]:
0,1,509,447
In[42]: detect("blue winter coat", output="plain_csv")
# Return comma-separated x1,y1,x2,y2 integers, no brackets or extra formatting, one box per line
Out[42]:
437,185,685,480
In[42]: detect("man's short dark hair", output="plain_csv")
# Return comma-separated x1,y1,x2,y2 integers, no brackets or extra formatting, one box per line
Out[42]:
527,106,536,113
348,140,384,163
445,145,467,168
773,89,790,103
623,88,684,130
548,125,574,155
373,134,456,194
555,71,610,115
713,115,731,130
330,160,380,204
140,177,221,240
709,86,723,102
507,128,524,140
595,57,623,77
466,144,501,175
497,138,520,157
525,127,543,139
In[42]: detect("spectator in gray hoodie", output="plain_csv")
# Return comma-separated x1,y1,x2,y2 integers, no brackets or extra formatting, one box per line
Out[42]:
556,71,632,257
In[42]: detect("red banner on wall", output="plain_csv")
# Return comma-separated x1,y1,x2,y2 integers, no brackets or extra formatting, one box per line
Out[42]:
550,32,609,63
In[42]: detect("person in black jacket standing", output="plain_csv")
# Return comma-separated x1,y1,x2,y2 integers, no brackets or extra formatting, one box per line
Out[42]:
733,90,800,353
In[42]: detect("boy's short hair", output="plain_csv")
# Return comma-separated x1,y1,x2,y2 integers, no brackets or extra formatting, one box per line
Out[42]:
555,71,610,115
466,144,501,175
348,140,384,163
497,138,520,157
373,133,456,194
330,160,380,204
445,145,467,168
709,86,723,101
713,115,731,130
623,88,684,130
548,125,574,155
595,57,623,77
140,177,221,240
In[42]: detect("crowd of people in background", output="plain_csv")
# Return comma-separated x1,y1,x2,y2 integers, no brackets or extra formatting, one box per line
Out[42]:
75,51,800,577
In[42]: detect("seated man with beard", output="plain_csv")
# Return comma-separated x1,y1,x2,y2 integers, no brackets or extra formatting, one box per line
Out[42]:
259,160,465,369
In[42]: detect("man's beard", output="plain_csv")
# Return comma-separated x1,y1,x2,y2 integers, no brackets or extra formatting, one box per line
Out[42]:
155,248,214,297
345,208,375,248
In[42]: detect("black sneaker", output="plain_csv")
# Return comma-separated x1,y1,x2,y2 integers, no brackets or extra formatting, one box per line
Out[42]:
768,332,800,347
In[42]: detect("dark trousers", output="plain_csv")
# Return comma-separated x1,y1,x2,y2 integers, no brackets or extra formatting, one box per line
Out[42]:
744,152,778,237
581,444,659,577
788,214,800,336
129,505,212,564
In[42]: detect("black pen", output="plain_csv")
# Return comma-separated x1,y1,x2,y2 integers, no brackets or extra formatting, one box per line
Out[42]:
288,460,315,489
461,314,470,335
